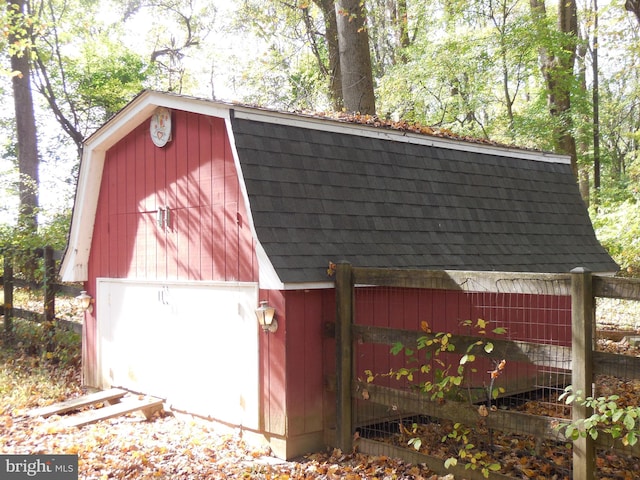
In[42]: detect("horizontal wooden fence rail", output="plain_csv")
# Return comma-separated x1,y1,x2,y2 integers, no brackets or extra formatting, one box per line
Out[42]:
1,246,83,339
354,324,573,371
334,262,640,480
350,266,573,295
594,275,640,299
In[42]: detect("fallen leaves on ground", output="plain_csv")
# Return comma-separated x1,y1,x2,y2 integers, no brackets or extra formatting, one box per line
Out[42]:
1,411,453,479
0,351,451,479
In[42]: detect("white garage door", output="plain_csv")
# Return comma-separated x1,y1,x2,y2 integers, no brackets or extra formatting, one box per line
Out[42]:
96,278,260,430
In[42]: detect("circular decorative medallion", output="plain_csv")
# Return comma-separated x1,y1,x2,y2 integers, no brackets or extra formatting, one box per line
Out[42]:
150,107,172,147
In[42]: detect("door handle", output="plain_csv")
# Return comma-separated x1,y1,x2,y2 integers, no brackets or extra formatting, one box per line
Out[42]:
164,206,171,230
156,207,164,229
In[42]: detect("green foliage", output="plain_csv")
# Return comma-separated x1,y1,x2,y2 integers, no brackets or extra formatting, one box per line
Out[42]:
2,0,45,59
231,0,333,110
441,422,502,478
377,0,547,146
38,209,72,251
0,206,70,283
73,48,151,118
558,386,640,447
365,318,507,476
592,198,640,274
369,318,507,403
34,0,152,131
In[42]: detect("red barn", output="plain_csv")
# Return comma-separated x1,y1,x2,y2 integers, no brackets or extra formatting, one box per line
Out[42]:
61,90,617,459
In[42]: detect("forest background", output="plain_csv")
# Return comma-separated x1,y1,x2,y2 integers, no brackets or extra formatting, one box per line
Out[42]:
1,0,640,275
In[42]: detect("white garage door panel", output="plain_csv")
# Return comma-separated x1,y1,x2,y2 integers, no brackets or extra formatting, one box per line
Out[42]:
97,279,260,430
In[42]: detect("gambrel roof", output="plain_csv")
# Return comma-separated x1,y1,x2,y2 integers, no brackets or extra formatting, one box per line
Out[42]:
231,116,617,283
61,91,618,286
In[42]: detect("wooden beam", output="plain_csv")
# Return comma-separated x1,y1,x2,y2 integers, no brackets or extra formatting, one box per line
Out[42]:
571,267,595,479
356,382,567,442
594,275,640,300
353,325,572,371
335,261,354,453
351,268,572,295
3,255,13,342
593,351,640,379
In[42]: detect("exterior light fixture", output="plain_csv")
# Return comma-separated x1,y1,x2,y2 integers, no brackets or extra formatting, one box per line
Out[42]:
76,290,93,313
255,300,277,333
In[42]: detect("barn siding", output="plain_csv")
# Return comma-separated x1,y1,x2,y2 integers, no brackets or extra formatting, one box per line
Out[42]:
87,112,256,284
285,290,325,436
84,111,259,388
259,289,287,437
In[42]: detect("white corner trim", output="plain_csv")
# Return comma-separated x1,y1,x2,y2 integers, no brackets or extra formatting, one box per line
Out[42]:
59,148,105,281
224,115,284,290
255,242,284,290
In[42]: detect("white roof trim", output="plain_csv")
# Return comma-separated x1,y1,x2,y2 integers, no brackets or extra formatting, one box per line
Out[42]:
232,108,570,164
281,282,334,290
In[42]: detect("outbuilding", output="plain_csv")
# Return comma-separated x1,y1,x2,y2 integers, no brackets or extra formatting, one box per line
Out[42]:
61,90,617,459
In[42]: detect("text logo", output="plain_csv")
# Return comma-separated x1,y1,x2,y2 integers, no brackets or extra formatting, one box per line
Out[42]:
0,455,78,479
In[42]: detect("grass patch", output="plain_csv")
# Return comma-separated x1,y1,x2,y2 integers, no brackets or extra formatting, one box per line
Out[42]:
0,317,82,414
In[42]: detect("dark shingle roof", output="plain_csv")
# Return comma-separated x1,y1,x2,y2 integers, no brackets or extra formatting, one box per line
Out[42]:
231,116,618,284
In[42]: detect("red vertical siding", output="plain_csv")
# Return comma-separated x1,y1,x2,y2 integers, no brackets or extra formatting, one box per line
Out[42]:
259,288,333,450
285,291,325,436
87,111,257,284
259,289,287,436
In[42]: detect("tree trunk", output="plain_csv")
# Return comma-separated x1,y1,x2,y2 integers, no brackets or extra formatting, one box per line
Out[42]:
530,0,579,177
335,0,376,114
392,0,410,64
625,0,640,24
8,0,40,230
312,0,344,110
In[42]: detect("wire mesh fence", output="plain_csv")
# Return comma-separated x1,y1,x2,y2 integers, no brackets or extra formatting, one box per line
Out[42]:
333,264,640,479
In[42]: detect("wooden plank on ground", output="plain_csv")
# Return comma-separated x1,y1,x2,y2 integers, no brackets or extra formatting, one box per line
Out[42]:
27,388,128,418
61,396,164,428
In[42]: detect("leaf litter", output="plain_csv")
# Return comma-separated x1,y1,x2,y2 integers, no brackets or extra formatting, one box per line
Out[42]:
0,350,451,479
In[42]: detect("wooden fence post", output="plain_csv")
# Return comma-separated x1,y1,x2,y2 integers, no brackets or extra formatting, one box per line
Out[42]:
43,246,56,352
335,261,354,453
571,267,595,479
3,254,13,342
